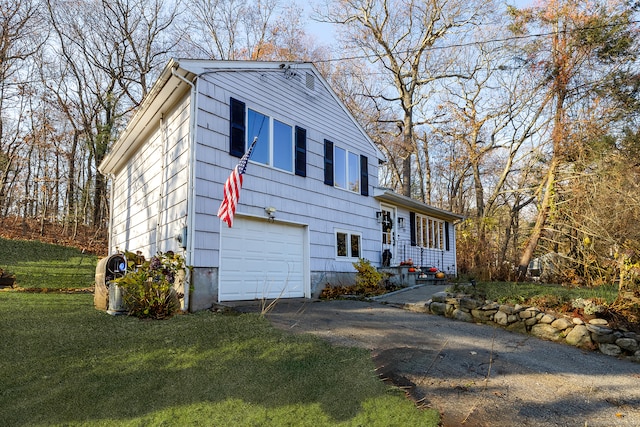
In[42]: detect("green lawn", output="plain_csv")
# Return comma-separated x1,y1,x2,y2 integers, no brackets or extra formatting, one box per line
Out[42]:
0,292,439,426
452,280,618,309
0,237,98,289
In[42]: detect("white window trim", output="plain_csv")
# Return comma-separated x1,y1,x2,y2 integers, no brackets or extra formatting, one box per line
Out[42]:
415,214,445,250
333,145,360,193
335,229,362,260
247,107,295,174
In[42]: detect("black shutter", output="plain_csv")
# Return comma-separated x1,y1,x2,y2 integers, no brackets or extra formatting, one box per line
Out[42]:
445,221,450,251
360,155,368,196
324,139,334,186
295,126,307,177
229,97,245,158
410,212,416,247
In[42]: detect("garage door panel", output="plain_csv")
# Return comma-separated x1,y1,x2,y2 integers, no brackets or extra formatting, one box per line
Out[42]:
219,217,306,301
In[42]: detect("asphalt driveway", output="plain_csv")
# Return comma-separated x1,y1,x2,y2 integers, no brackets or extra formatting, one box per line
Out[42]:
231,285,640,426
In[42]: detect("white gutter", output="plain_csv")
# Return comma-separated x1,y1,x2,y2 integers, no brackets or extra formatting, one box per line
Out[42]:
171,66,197,312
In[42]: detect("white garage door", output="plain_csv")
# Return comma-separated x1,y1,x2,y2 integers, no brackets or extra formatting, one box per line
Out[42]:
219,216,307,301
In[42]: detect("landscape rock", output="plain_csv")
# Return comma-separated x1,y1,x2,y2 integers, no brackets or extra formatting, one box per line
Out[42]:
539,314,556,324
452,309,473,323
531,324,563,342
482,302,500,310
459,297,481,310
506,321,527,334
471,309,493,322
430,301,447,316
615,338,639,352
431,292,449,303
494,310,509,325
598,343,622,357
416,292,639,363
565,325,593,348
551,318,573,331
586,324,613,335
499,304,516,315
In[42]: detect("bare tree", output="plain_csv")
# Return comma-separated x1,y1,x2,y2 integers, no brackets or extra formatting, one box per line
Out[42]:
45,0,179,227
316,0,492,197
509,0,638,278
0,0,46,219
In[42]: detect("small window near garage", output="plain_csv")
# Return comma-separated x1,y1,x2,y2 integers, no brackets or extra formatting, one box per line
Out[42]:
336,231,361,259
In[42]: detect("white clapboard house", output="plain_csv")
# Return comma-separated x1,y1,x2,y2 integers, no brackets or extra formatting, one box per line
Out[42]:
99,59,463,311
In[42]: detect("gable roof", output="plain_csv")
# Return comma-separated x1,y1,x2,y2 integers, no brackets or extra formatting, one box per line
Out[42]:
100,58,384,175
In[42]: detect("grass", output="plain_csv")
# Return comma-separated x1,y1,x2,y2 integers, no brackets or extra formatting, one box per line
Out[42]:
0,237,98,289
0,292,439,427
451,280,618,309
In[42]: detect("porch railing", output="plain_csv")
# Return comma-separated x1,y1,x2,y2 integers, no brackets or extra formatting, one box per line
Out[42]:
381,240,448,271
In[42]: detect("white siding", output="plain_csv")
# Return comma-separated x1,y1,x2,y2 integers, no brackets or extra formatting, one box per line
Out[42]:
110,95,191,258
190,70,381,271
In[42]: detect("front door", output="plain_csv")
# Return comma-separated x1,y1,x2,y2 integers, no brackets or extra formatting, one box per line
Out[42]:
381,205,395,266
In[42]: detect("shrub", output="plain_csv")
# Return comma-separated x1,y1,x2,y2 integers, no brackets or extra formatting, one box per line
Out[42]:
353,258,383,293
319,259,395,299
115,251,185,319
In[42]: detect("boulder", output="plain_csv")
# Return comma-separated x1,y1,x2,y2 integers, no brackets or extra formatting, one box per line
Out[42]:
471,309,493,322
531,324,563,342
499,304,516,315
539,314,556,324
598,343,622,357
551,318,573,331
453,309,473,323
430,301,447,316
565,325,593,348
494,310,509,326
615,338,639,352
459,297,481,310
432,292,449,303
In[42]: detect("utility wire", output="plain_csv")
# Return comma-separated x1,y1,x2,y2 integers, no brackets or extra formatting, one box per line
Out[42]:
309,19,640,66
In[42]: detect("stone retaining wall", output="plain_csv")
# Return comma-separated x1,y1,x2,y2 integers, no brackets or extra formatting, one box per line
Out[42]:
413,291,640,363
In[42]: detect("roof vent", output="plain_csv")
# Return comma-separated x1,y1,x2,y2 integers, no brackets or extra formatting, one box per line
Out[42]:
305,72,315,92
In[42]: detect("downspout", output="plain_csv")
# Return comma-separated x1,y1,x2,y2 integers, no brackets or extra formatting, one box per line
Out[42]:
171,66,197,312
156,114,168,252
107,173,115,255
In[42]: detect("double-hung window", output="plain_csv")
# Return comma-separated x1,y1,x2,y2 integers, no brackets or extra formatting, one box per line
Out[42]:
324,139,369,196
336,230,361,259
248,108,293,173
229,98,306,176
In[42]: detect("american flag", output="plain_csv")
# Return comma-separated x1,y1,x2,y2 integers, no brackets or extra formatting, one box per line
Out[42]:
217,137,258,228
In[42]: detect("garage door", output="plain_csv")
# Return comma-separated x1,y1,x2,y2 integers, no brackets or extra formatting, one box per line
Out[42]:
219,216,307,301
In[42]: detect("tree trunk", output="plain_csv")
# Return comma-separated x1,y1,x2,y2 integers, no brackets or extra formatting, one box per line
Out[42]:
517,157,558,278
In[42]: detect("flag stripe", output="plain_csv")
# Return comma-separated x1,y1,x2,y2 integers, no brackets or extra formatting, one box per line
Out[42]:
217,137,257,228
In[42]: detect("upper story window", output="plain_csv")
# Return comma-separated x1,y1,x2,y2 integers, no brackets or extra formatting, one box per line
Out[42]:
413,213,446,250
248,109,293,173
229,98,306,177
324,139,369,196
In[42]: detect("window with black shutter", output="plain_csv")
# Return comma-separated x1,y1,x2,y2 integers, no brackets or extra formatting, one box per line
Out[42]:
324,139,334,186
445,221,450,251
295,126,306,177
229,98,246,158
360,155,368,196
410,212,416,247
